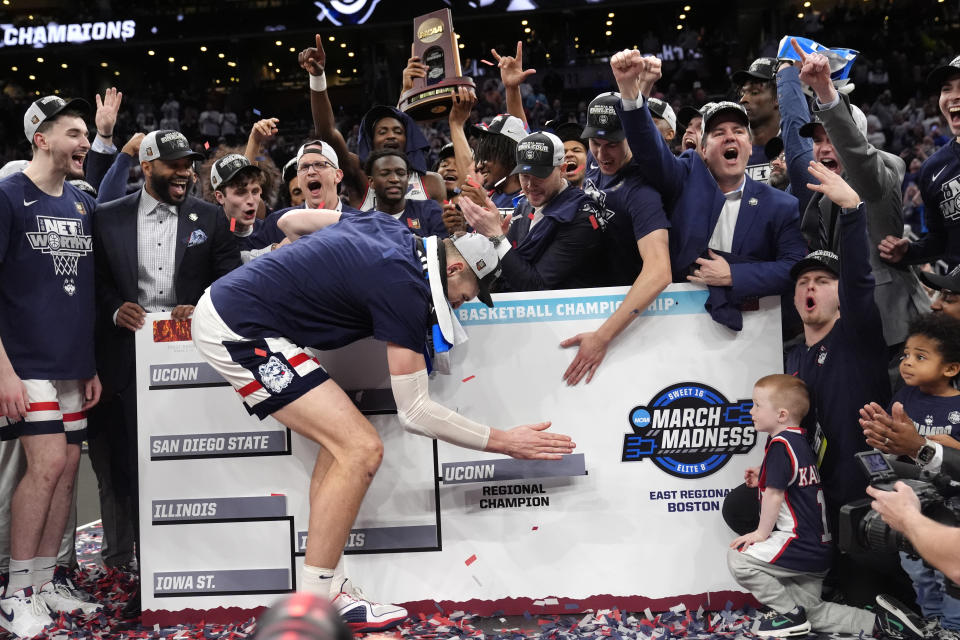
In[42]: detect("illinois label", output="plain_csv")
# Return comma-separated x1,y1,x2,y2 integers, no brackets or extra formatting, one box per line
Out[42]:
621,383,756,479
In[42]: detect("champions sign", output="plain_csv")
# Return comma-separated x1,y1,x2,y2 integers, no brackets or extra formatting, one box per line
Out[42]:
0,20,136,48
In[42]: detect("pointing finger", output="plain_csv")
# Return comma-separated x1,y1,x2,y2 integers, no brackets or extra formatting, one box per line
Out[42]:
790,37,807,62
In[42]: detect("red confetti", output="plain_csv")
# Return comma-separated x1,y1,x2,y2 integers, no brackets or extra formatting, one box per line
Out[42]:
229,218,236,232
407,218,414,227
319,200,325,209
532,526,539,530
589,215,599,230
254,348,267,357
204,141,210,150
464,554,477,566
481,59,495,66
528,212,535,219
461,375,475,382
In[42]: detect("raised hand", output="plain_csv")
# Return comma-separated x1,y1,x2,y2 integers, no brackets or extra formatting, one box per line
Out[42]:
250,118,279,145
448,86,476,127
806,161,861,209
492,41,536,89
402,44,428,94
298,34,326,76
792,38,836,104
95,86,123,138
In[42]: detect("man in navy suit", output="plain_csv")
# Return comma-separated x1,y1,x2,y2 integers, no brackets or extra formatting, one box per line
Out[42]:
89,129,240,617
609,50,807,330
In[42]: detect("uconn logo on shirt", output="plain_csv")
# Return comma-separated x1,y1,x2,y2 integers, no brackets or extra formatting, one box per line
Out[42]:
940,175,960,222
621,382,757,479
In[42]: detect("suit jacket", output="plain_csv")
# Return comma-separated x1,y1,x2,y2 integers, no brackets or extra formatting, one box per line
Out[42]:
800,95,928,347
93,192,240,394
618,99,807,303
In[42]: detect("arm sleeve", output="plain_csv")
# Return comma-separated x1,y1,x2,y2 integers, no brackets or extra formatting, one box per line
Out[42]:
95,153,133,204
84,147,117,192
776,66,816,217
391,369,490,450
837,202,885,339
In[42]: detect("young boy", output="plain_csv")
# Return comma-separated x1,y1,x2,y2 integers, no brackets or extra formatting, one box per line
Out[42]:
210,154,270,262
892,313,960,638
728,374,922,638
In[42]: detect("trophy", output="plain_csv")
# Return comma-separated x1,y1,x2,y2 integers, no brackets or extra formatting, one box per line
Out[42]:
398,9,475,121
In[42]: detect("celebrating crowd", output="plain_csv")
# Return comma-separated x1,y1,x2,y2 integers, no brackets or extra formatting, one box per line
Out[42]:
1,17,960,640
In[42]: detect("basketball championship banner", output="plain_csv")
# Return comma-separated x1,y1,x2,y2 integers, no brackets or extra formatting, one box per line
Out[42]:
136,285,781,625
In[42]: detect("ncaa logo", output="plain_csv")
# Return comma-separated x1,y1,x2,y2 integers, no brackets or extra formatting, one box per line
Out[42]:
621,382,756,479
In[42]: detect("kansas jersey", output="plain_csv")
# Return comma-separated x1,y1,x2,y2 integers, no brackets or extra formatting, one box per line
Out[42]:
892,385,960,439
745,427,833,573
360,171,429,211
0,173,97,379
210,212,431,354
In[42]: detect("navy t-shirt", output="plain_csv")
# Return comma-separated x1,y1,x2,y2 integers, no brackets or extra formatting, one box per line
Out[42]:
892,385,960,438
396,198,446,238
211,212,432,353
582,167,669,285
746,428,833,573
0,174,97,379
236,217,265,251
905,140,960,266
252,202,364,247
745,144,772,184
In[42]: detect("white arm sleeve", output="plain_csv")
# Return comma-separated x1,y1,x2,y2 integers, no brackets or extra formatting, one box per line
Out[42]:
390,370,490,451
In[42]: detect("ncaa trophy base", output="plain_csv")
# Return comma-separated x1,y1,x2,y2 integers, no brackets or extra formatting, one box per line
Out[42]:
399,77,476,122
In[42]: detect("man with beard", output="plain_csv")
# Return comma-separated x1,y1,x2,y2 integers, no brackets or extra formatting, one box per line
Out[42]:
611,51,806,330
90,129,240,618
365,149,445,238
298,36,445,211
733,57,781,183
0,96,103,638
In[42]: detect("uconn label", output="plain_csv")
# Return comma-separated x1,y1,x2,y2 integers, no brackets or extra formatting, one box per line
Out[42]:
621,383,757,479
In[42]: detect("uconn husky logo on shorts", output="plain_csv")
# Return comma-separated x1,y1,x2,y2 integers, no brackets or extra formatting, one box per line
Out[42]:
258,356,294,394
621,382,757,479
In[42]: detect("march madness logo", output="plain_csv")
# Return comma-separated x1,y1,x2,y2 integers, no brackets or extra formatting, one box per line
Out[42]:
621,382,757,479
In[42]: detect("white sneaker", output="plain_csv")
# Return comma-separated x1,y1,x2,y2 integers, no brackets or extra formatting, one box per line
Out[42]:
38,572,102,614
0,587,54,639
332,590,407,632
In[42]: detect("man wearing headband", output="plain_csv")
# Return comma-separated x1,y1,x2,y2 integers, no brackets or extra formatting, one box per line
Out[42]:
191,211,573,632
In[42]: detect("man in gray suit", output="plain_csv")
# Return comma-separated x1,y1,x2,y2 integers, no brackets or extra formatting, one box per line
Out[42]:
784,47,928,351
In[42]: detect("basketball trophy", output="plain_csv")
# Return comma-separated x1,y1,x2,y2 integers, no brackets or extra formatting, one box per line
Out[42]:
398,9,475,121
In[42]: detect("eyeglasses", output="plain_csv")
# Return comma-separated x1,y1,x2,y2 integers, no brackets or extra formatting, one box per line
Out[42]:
297,160,336,174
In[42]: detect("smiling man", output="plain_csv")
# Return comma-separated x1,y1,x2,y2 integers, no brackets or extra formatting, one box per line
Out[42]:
609,51,806,329
879,55,960,268
210,154,266,260
365,149,445,238
90,128,240,618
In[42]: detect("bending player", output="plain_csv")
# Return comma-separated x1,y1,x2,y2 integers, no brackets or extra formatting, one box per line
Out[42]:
191,210,574,632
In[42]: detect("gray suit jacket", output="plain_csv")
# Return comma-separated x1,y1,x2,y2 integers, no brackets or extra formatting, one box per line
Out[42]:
800,96,929,347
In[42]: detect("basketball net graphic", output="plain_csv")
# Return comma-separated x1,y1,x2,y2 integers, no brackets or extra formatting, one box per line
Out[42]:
45,232,80,276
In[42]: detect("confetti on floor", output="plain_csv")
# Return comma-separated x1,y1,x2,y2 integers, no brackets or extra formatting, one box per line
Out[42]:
0,523,870,640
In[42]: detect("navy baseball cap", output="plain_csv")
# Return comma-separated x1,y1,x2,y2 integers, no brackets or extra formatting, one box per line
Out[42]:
700,101,751,143
919,264,960,294
140,130,204,163
546,119,587,145
790,250,840,280
510,132,564,179
677,105,703,129
732,57,778,85
211,153,262,190
581,92,624,141
928,55,960,90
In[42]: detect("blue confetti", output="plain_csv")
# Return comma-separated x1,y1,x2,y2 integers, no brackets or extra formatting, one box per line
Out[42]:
253,108,262,116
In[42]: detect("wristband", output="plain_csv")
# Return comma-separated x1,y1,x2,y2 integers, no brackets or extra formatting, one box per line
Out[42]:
309,72,327,92
98,130,113,138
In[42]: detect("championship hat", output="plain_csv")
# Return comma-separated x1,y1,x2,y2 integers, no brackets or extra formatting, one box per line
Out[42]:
790,250,840,280
700,101,751,143
927,55,960,90
68,179,97,197
581,92,624,141
140,130,204,163
510,132,565,179
23,95,90,143
452,232,502,307
677,105,703,130
438,142,456,162
473,114,528,143
210,153,262,190
919,264,960,294
648,98,678,133
731,57,779,85
296,140,340,170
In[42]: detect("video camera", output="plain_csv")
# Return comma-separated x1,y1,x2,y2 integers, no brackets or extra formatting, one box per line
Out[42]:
839,450,960,557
